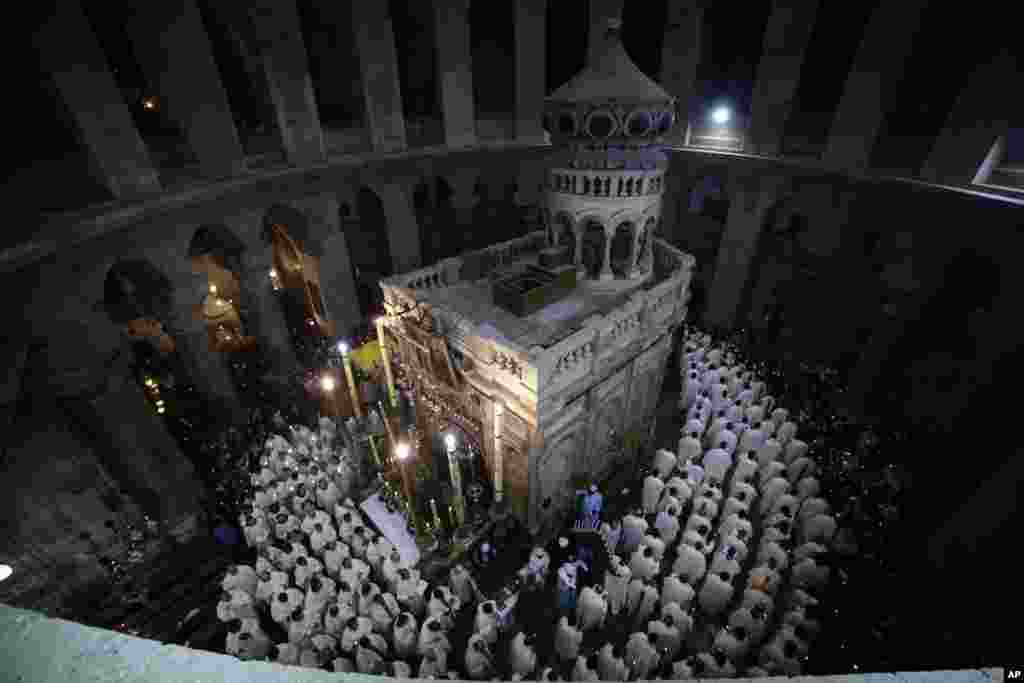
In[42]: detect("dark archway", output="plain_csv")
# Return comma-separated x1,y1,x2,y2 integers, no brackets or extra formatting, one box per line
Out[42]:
351,186,394,321
188,225,252,354
610,222,635,277
103,259,173,325
581,221,606,279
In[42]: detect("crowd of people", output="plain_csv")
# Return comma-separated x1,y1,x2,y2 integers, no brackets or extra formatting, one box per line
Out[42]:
215,328,844,678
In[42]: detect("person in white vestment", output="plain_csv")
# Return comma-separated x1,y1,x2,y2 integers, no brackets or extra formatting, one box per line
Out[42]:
355,633,389,674
428,585,461,629
661,574,694,610
702,442,731,483
293,555,323,589
218,589,258,623
652,449,677,479
417,646,449,678
673,539,708,585
627,578,659,626
620,510,648,554
783,437,808,464
787,456,816,484
509,631,538,677
577,584,608,631
395,568,427,616
625,631,660,681
305,575,337,618
757,437,783,469
271,642,301,666
655,505,681,545
759,636,803,675
719,424,738,456
791,556,831,592
713,624,751,661
759,476,791,516
310,632,339,665
572,653,601,681
367,591,400,634
698,571,734,616
256,568,289,606
599,519,623,556
776,420,798,446
629,545,659,582
324,602,355,637
604,555,631,616
417,616,452,659
648,614,682,660
796,476,821,501
597,643,629,681
221,565,258,597
465,633,495,680
287,606,319,645
740,422,767,454
315,477,341,511
309,522,338,555
677,432,701,463
449,562,480,604
555,614,584,662
641,475,665,515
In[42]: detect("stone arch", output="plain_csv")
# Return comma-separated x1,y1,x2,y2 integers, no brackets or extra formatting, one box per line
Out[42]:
610,221,636,278
103,259,174,327
188,225,251,353
580,218,607,279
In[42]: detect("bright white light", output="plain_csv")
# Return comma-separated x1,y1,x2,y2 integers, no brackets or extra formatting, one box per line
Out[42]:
0,565,12,582
711,107,731,125
337,341,349,355
209,284,217,294
321,376,336,392
395,443,410,461
444,434,457,451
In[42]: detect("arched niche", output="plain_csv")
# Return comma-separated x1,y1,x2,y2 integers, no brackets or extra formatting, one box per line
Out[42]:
610,222,636,278
580,220,607,280
262,204,313,253
638,216,656,269
188,225,252,353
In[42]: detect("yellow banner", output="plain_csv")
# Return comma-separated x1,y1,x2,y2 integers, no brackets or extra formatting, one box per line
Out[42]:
349,339,383,374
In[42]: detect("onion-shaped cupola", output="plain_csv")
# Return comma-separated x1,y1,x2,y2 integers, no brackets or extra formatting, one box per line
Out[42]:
543,18,677,150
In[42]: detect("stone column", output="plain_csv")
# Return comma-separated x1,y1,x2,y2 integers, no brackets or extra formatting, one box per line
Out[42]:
919,50,1020,186
515,0,548,144
352,0,408,153
748,0,818,157
166,274,246,425
660,0,707,146
706,174,786,329
252,0,326,166
823,0,929,171
238,247,300,376
365,177,423,275
309,196,362,338
433,0,477,149
600,227,615,281
587,0,625,65
125,0,246,179
448,169,481,242
34,0,161,200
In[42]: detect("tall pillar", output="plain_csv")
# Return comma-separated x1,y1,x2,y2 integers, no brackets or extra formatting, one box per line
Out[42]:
660,0,707,146
352,0,408,153
600,228,615,281
125,0,247,179
310,196,362,337
40,340,202,542
748,0,819,157
237,246,300,376
365,178,423,275
515,0,548,144
919,50,1020,187
250,0,326,166
449,169,482,241
706,174,786,329
587,0,625,65
166,274,246,425
34,0,161,199
433,0,477,149
823,0,928,171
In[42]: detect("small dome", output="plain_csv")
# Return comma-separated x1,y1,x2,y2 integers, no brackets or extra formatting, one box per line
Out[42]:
546,19,673,106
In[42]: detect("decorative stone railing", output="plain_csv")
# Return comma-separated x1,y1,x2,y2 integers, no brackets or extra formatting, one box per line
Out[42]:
549,171,665,198
595,296,646,360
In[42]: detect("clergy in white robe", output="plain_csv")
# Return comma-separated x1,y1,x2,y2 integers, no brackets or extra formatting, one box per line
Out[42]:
620,512,648,554
305,575,337,618
672,542,707,584
649,614,683,660
324,602,356,637
759,477,791,516
759,460,788,489
286,607,319,645
733,451,760,484
379,549,405,590
310,632,339,664
293,555,323,589
300,506,331,536
699,650,738,678
510,631,539,676
338,557,371,588
684,514,712,541
218,589,258,623
428,586,461,629
721,493,749,521
272,642,301,667
291,486,313,517
415,616,451,660
783,437,808,465
391,611,419,659
684,462,705,489
698,572,734,616
739,423,767,454
796,476,821,501
682,372,700,411
395,569,428,616
655,506,681,545
741,587,774,614
684,417,706,439
641,475,665,515
367,592,400,633
222,565,258,597
599,520,623,557
273,513,301,542
757,541,789,574
629,546,660,582
719,427,738,456
799,497,832,523
256,568,289,606
730,604,770,644
702,445,731,483
776,420,798,446
449,562,479,604
713,624,751,661
625,578,658,624
677,433,702,464
711,384,731,414
719,512,752,545
465,633,495,680
309,522,338,555
315,475,341,511
787,456,816,485
354,633,388,674
578,584,608,631
356,580,382,618
604,556,631,615
242,515,271,550
417,646,449,678
573,654,601,682
652,449,677,479
349,526,372,559
625,632,660,681
757,438,783,469
802,513,837,545
704,413,729,449
555,614,583,661
365,535,395,572
745,403,766,426
709,546,742,579
597,643,629,681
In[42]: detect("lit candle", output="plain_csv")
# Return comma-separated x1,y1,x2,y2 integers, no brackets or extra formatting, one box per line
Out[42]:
375,316,399,408
493,403,505,504
430,498,442,529
338,341,363,419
